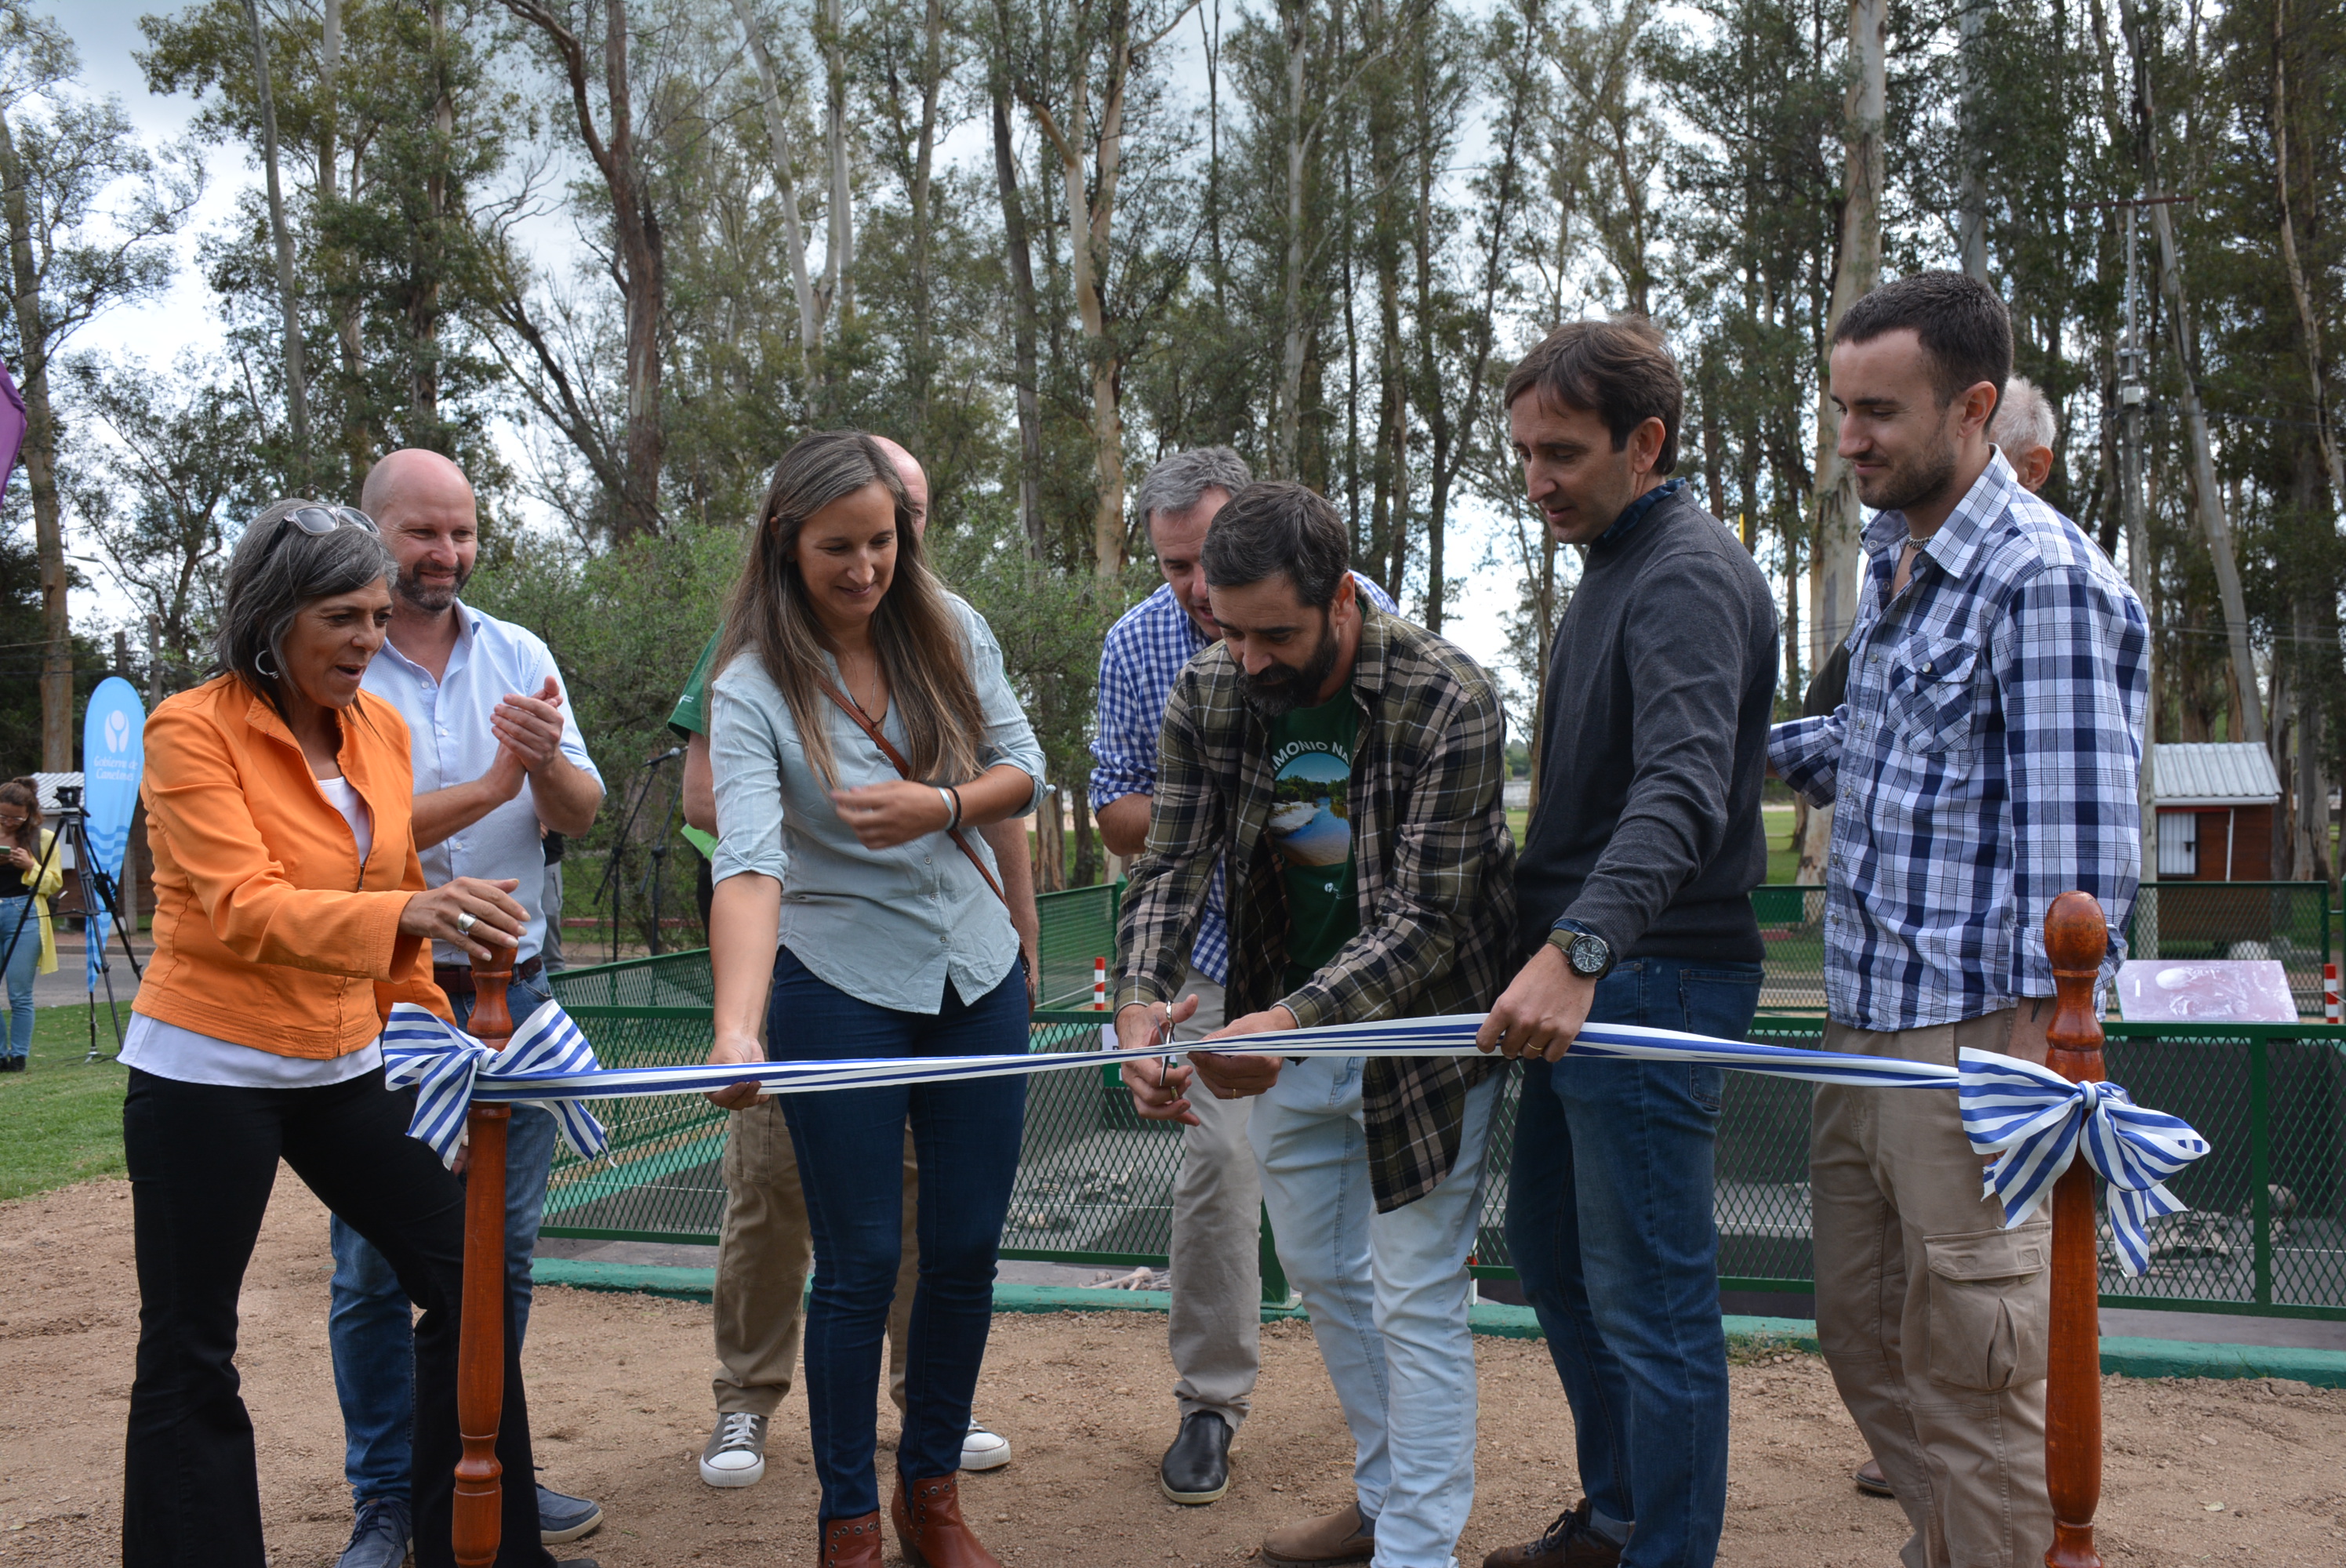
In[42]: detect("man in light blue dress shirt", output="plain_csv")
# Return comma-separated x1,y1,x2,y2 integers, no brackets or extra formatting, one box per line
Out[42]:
327,449,608,1568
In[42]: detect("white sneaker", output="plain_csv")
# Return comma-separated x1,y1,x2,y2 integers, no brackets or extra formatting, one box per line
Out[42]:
700,1411,768,1487
960,1418,1011,1472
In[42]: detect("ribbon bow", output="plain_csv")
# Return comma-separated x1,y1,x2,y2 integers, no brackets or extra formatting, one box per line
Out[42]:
382,1001,611,1168
1957,1048,2210,1276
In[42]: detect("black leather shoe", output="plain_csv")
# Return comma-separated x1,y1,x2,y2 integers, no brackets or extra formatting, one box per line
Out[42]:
1159,1410,1232,1504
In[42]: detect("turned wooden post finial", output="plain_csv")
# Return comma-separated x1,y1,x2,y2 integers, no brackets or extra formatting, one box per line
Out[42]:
452,949,515,1568
2040,890,2107,1568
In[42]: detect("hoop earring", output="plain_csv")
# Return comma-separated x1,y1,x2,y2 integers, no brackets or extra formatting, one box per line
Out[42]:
256,648,281,680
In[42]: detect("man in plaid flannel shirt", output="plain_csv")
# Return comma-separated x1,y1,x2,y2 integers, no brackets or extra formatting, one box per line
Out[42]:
1090,448,1396,1511
1114,481,1514,1568
1770,274,2147,1568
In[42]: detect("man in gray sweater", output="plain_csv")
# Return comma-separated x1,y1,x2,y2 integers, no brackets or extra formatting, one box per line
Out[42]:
1476,320,1778,1568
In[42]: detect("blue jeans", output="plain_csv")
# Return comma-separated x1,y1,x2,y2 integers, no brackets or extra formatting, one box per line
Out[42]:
1505,956,1762,1568
329,978,558,1506
1252,1056,1500,1568
0,895,35,1059
767,946,1027,1522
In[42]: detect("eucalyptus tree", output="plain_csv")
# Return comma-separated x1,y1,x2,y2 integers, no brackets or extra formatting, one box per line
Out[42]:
0,2,194,769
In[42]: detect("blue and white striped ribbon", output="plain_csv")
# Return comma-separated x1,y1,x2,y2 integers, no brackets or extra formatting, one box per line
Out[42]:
379,1002,2207,1276
1956,1050,2208,1276
383,1003,612,1167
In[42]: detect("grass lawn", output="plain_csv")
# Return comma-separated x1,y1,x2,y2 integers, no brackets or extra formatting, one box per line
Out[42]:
0,1003,130,1201
1507,804,1807,884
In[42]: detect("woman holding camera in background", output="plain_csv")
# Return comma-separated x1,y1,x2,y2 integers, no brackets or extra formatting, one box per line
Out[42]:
0,776,64,1070
701,431,1043,1568
121,500,583,1568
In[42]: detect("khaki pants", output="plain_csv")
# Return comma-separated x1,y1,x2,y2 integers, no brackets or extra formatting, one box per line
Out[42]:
1165,969,1262,1432
712,1098,918,1417
1814,1011,2053,1568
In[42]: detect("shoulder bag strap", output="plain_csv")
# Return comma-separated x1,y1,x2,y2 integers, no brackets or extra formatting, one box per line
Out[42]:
815,676,1010,908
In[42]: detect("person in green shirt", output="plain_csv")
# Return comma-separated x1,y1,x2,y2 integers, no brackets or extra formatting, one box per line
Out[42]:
674,435,1036,1493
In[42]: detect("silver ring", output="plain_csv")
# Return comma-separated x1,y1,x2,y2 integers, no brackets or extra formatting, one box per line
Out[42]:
456,912,478,935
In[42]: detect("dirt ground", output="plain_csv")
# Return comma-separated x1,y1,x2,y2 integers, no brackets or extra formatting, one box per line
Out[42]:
4,1177,2344,1567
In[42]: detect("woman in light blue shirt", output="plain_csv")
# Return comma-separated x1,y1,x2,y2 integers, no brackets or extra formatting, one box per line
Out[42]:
703,431,1042,1568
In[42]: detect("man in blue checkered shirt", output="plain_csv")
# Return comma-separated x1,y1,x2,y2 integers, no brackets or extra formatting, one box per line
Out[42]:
1768,274,2148,1568
1090,446,1394,1510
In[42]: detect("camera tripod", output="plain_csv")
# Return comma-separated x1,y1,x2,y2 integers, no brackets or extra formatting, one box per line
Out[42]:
0,784,145,1062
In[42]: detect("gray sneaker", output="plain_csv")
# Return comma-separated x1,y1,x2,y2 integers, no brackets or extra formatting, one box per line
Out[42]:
699,1410,768,1487
335,1496,411,1568
537,1480,603,1544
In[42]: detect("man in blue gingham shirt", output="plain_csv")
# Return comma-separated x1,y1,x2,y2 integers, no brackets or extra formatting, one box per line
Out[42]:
1088,446,1394,1508
1768,274,2148,1568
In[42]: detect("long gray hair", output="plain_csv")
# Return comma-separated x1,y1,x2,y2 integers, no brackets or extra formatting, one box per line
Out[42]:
215,498,399,718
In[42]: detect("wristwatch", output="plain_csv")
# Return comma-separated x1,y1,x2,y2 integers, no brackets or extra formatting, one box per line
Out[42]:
1545,920,1614,981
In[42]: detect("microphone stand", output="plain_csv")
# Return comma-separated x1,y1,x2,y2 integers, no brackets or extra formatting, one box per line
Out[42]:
587,747,681,965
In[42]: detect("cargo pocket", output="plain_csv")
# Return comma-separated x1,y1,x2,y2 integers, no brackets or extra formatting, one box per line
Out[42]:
1923,1225,2050,1392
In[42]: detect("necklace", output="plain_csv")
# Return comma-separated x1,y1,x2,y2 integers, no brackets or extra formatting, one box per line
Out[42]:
1904,534,1932,550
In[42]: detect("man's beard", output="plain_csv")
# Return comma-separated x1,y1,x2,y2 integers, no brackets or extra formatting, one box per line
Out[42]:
1855,430,1960,516
1243,618,1342,719
397,564,470,613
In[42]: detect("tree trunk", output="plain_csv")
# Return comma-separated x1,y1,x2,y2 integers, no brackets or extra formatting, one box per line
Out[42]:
730,0,821,368
1273,0,1309,477
0,104,69,771
412,0,453,437
821,0,854,332
1956,0,1989,281
242,0,310,488
2145,198,2261,743
605,0,663,537
990,55,1045,555
1799,0,1884,884
498,0,666,536
2270,0,2344,510
908,0,944,434
1415,6,1536,635
1023,3,1138,582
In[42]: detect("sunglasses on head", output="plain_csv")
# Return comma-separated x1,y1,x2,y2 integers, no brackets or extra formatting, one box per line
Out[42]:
269,505,379,550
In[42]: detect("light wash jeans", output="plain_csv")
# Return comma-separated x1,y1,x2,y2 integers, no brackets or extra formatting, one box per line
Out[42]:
0,895,35,1060
328,978,558,1505
1251,1054,1500,1568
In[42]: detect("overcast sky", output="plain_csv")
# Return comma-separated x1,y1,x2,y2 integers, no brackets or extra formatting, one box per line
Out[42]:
42,3,1531,685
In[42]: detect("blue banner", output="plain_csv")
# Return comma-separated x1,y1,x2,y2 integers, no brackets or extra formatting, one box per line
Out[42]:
80,677,145,991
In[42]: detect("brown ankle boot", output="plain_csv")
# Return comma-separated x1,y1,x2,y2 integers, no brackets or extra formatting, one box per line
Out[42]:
819,1510,885,1568
890,1472,1004,1568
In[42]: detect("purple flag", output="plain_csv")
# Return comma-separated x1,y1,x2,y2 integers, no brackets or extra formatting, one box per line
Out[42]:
0,362,24,492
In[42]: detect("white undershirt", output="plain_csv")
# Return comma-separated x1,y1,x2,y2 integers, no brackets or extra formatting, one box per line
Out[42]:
121,773,385,1089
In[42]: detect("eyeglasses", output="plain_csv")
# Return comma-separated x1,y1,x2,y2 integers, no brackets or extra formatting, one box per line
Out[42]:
268,505,379,551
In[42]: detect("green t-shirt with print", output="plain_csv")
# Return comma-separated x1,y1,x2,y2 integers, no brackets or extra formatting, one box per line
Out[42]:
1265,683,1360,994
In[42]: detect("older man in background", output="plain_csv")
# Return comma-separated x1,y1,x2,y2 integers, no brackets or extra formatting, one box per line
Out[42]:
1092,447,1399,1509
330,449,608,1568
1989,373,2058,494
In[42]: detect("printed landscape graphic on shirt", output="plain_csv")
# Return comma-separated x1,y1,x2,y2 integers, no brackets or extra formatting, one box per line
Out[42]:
1268,748,1353,869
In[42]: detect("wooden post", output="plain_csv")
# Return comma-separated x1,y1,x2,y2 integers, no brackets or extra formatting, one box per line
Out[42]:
2043,891,2108,1568
453,954,515,1568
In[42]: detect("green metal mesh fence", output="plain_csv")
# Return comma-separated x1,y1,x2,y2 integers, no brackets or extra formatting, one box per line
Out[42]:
543,930,2346,1319
1752,883,2333,1017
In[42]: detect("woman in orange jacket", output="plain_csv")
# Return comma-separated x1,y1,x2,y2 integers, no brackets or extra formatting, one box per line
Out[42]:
122,500,586,1568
